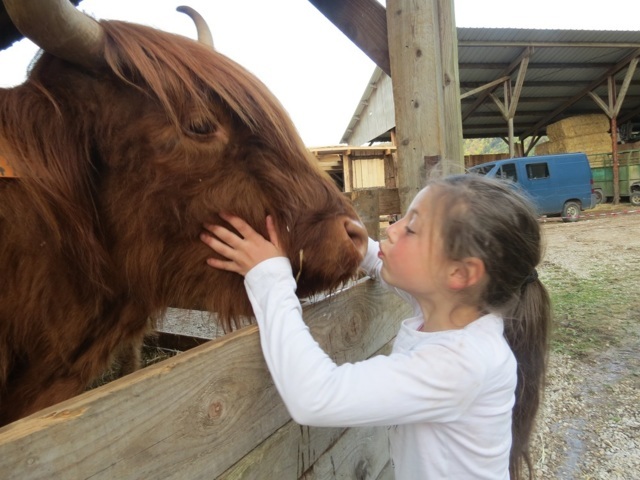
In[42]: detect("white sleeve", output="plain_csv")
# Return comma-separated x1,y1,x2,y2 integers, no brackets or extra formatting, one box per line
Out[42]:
244,257,487,428
359,237,383,279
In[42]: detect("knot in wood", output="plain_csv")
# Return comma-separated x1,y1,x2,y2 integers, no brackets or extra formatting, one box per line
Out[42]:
208,401,224,419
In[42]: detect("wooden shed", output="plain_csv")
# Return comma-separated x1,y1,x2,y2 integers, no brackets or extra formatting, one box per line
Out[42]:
310,145,397,192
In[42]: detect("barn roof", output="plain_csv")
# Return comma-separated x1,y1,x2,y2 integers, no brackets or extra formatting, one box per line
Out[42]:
342,27,640,143
3,5,639,145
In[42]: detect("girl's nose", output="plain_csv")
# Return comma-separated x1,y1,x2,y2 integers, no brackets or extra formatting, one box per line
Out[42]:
386,220,399,242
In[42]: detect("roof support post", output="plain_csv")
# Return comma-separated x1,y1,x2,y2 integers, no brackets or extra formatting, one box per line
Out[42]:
386,0,463,212
587,56,639,204
487,55,529,158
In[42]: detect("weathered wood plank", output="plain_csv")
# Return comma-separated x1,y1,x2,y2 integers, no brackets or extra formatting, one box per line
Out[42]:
377,188,401,216
218,340,397,479
376,460,395,480
302,425,390,479
351,189,381,240
345,188,400,217
0,279,411,479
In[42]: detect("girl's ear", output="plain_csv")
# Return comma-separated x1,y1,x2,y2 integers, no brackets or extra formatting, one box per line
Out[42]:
448,257,486,290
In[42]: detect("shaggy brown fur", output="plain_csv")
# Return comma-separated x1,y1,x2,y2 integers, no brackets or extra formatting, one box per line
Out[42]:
0,20,367,426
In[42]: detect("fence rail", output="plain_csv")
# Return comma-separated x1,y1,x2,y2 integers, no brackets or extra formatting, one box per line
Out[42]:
0,278,411,480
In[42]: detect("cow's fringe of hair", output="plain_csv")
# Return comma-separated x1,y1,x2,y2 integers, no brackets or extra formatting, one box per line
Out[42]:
101,20,319,178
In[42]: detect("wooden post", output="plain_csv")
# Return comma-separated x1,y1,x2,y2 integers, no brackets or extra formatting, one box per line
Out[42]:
351,189,381,240
386,0,463,212
612,116,620,204
343,152,353,193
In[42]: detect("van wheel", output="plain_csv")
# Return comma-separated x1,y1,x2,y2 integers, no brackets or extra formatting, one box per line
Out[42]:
594,189,605,204
631,192,640,207
562,201,581,222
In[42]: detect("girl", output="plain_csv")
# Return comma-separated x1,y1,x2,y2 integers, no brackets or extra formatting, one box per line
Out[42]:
200,174,551,479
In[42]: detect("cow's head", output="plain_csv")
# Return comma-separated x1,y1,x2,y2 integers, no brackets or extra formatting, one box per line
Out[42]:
2,1,369,329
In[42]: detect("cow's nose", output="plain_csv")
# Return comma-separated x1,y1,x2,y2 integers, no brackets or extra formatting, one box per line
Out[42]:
344,217,369,258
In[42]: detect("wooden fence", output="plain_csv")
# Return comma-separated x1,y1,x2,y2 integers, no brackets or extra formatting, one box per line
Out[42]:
0,238,411,479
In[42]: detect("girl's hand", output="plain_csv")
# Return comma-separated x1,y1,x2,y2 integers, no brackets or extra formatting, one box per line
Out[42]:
200,213,284,277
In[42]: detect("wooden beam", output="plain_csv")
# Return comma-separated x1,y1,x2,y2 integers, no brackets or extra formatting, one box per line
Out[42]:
307,0,390,76
612,56,638,118
508,56,529,119
522,47,640,139
387,0,463,211
459,62,616,70
462,46,533,121
462,80,593,89
461,94,634,104
460,76,511,100
458,40,640,49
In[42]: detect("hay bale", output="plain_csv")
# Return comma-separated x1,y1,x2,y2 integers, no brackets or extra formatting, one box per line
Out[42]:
552,132,612,156
534,141,556,155
534,133,611,157
546,114,610,141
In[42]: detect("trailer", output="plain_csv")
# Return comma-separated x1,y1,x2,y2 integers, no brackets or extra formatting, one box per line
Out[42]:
589,149,640,205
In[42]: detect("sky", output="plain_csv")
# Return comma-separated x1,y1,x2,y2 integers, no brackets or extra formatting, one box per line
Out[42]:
1,0,639,146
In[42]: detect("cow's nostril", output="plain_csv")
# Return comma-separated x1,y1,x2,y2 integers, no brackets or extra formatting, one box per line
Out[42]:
344,218,368,257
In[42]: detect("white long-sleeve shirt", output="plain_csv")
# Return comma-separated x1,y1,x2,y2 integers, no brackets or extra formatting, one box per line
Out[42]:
244,239,517,479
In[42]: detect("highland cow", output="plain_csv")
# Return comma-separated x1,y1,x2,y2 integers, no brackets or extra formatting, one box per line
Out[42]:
0,0,367,426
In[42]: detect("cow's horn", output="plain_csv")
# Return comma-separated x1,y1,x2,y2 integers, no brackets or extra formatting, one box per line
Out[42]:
176,6,214,49
3,0,104,69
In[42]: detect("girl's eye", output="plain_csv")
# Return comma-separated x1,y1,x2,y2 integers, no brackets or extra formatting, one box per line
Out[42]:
405,226,415,235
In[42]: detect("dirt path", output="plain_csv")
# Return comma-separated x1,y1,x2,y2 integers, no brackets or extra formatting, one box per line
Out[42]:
532,206,640,479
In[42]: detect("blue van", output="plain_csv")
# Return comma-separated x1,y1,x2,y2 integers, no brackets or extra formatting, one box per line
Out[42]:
468,153,596,222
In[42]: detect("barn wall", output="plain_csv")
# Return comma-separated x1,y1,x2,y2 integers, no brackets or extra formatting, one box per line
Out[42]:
0,279,411,479
311,146,397,193
353,158,385,188
343,68,396,147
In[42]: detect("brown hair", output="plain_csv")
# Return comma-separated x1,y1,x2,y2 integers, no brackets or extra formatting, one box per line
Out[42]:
0,18,366,425
429,174,551,480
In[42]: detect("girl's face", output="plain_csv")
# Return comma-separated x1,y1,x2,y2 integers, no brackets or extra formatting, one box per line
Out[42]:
378,186,450,297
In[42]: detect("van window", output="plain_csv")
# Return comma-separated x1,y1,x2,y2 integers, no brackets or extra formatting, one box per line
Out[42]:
468,164,495,175
498,163,517,181
526,162,550,180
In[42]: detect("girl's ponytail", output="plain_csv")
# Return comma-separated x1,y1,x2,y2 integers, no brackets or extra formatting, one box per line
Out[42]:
504,278,551,480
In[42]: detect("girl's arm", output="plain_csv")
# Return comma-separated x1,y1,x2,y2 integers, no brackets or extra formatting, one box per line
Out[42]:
359,237,382,278
245,257,489,427
200,215,487,427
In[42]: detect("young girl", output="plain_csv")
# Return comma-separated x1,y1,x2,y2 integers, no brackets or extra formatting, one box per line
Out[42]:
200,174,551,480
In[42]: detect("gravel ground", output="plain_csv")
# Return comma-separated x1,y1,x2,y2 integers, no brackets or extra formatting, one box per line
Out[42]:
531,205,640,479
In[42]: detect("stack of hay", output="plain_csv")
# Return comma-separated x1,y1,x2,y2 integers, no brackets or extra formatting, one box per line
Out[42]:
535,114,612,162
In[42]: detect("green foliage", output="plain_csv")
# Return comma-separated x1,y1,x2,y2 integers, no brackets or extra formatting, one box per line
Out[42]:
463,137,509,155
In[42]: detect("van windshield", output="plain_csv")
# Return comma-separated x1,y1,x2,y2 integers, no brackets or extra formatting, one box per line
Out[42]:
468,164,495,175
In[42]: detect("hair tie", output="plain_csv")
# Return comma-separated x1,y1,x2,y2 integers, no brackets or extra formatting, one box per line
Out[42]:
524,269,538,285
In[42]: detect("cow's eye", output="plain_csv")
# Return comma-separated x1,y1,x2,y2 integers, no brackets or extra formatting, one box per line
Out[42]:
187,117,216,137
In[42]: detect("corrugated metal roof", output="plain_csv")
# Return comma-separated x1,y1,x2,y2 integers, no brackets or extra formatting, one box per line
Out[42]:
344,27,640,143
